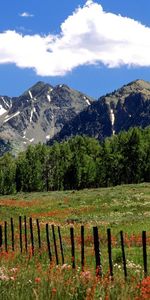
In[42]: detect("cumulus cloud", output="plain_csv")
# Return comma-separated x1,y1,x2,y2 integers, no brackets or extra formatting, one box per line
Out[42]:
19,12,34,18
1,1,150,76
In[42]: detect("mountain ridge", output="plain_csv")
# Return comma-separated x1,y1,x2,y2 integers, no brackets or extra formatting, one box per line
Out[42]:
0,79,150,156
0,82,93,155
49,79,150,144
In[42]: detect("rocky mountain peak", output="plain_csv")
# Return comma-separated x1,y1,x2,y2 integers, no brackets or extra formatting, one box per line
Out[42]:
0,82,94,156
50,79,150,144
100,79,150,107
127,79,150,90
22,81,53,100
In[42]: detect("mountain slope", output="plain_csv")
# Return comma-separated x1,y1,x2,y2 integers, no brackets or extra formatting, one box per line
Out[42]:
50,79,150,143
0,82,93,155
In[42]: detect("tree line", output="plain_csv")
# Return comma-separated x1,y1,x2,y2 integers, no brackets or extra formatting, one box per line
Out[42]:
0,127,150,194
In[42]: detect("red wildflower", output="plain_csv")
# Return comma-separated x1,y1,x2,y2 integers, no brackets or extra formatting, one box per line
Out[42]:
35,277,41,283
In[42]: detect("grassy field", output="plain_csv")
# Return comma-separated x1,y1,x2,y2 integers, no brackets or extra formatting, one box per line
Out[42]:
0,183,150,299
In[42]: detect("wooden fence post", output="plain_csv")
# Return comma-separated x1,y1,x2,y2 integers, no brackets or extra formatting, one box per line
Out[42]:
4,221,8,253
93,226,102,277
36,219,41,253
107,228,113,278
19,216,23,253
24,216,28,253
0,225,2,250
70,227,75,269
52,224,59,265
46,223,52,262
10,218,15,251
120,231,127,279
58,226,64,265
142,231,147,277
81,225,84,271
29,217,34,256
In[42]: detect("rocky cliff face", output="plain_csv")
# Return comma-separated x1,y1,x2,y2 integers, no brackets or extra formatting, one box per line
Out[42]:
0,82,93,155
50,80,150,143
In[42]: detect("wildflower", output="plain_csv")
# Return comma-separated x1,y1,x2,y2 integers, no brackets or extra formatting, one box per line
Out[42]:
141,277,150,297
10,268,18,273
61,263,68,270
52,288,57,293
35,277,41,283
10,276,15,281
86,287,92,295
61,264,71,270
28,280,32,284
82,271,91,279
137,276,150,299
80,270,92,283
0,274,9,281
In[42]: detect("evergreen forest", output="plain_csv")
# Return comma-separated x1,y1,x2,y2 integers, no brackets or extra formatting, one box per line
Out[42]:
0,127,150,195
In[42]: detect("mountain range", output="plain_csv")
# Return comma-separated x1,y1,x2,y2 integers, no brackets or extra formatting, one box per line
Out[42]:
0,79,150,156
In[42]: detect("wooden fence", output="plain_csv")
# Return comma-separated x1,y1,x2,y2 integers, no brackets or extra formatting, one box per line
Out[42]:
0,216,148,279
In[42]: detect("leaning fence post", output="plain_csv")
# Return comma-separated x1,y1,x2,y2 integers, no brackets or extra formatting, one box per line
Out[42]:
81,225,85,271
70,227,75,269
29,217,34,256
19,216,23,253
24,216,28,253
58,226,64,265
0,225,2,250
120,231,127,279
52,224,59,265
142,231,147,277
107,228,113,278
46,223,52,262
93,226,102,277
36,219,41,253
4,221,8,253
10,218,15,251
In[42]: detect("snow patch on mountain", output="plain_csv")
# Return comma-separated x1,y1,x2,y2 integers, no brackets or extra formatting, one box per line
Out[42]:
47,94,51,102
1,97,11,109
46,135,50,140
29,90,33,99
22,130,26,138
4,111,20,123
29,138,34,142
110,109,115,135
83,96,91,105
0,105,7,116
30,107,36,123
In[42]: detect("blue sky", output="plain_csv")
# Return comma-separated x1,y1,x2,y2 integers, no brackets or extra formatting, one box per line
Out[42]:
0,0,150,99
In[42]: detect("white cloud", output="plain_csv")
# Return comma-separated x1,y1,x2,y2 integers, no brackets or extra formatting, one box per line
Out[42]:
19,12,34,18
1,1,150,76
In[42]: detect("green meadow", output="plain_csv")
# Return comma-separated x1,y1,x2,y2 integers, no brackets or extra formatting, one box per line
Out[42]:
0,183,150,299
